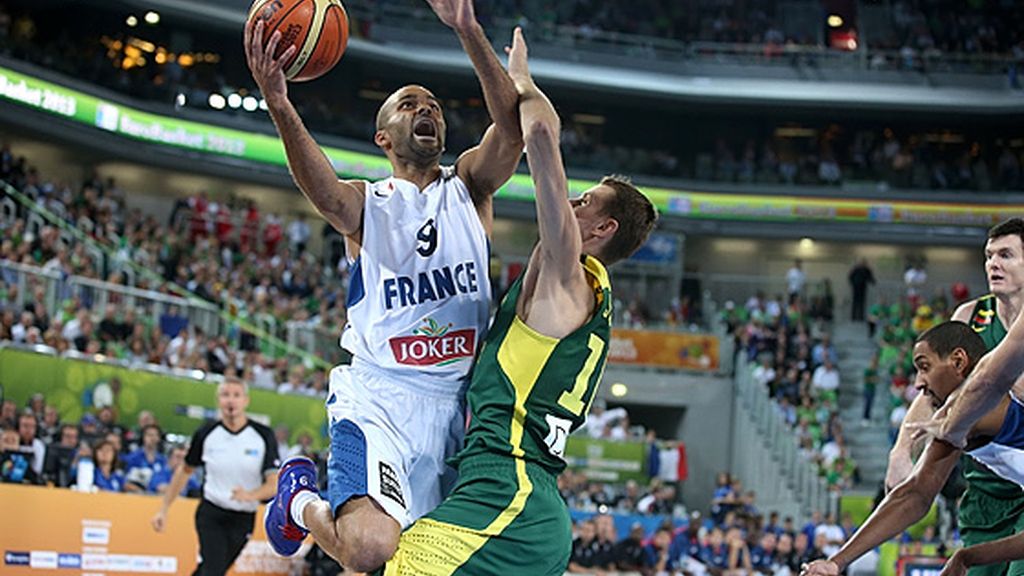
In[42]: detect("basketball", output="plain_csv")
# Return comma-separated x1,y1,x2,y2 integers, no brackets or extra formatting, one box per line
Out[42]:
247,0,349,82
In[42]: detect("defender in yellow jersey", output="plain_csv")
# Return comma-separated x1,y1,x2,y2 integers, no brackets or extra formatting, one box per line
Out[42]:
376,27,657,576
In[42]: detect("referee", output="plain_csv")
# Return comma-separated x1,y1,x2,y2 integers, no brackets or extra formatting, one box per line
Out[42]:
151,378,279,575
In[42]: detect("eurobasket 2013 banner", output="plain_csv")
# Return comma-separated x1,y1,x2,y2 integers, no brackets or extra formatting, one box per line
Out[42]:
608,329,720,371
0,484,303,575
0,349,327,449
1,62,1021,228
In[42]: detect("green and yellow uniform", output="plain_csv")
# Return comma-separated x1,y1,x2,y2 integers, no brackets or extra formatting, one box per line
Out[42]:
960,294,1024,576
379,256,612,576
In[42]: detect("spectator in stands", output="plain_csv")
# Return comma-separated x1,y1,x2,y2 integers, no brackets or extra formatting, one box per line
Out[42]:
287,213,311,255
702,527,730,570
124,410,157,452
787,259,806,302
39,404,60,444
90,438,125,492
726,526,753,572
811,333,838,367
148,445,201,496
751,531,778,573
123,424,167,493
593,514,618,571
79,413,103,446
644,527,678,574
811,357,841,400
2,424,40,484
613,522,647,573
585,400,628,439
815,512,845,557
43,423,80,488
16,411,44,476
568,519,609,574
775,532,799,572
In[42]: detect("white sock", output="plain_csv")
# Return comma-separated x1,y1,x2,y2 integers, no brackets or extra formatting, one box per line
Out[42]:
289,490,320,531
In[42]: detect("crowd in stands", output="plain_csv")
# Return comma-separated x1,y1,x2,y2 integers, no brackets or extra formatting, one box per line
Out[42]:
359,0,1024,58
722,272,860,493
0,144,344,394
1,1,1022,194
557,466,947,575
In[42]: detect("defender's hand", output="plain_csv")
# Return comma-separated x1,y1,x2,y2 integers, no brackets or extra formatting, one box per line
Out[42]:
425,0,476,32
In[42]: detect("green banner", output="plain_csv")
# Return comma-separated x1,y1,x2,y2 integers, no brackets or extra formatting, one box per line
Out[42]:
2,62,1021,227
0,349,326,449
563,436,648,483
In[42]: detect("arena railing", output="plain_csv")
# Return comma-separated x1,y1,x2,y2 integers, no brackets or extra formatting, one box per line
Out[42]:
344,0,1019,76
732,355,834,522
1,181,333,370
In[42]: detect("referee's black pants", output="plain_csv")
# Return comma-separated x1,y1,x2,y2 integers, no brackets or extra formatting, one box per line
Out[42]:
193,499,255,576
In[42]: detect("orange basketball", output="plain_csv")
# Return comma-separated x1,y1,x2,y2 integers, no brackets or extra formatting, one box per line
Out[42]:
248,0,349,82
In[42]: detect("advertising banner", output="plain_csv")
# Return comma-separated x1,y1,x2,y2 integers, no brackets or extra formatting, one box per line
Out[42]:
608,329,720,371
0,484,303,575
563,436,648,483
0,349,327,449
1,64,1021,228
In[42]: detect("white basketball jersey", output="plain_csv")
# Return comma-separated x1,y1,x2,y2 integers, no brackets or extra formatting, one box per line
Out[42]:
340,167,491,393
967,394,1024,488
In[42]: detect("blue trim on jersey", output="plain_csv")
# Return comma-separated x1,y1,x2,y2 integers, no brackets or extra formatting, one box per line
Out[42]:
346,256,365,308
328,419,368,516
993,395,1024,448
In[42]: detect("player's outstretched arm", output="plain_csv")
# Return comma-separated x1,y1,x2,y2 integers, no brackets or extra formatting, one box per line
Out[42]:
244,19,364,236
508,29,580,275
802,439,960,575
427,0,522,204
942,531,1024,576
923,313,1024,447
886,393,933,491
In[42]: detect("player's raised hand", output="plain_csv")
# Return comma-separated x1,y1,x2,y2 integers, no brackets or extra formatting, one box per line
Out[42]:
425,0,476,32
504,28,532,92
244,18,297,105
800,559,840,576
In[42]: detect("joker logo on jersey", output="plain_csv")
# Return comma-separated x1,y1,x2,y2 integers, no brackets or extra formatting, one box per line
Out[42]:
389,318,476,367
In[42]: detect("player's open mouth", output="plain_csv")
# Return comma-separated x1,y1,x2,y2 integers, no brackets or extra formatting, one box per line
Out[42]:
413,118,437,142
990,274,1004,283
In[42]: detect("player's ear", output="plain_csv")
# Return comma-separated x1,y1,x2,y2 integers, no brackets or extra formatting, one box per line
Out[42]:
595,217,619,240
374,130,390,150
950,347,969,376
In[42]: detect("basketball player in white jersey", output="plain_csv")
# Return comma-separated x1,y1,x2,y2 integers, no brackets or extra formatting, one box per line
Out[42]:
245,0,522,570
800,322,1024,576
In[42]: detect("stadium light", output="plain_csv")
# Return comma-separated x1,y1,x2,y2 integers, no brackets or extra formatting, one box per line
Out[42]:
610,383,628,397
126,15,138,27
145,11,161,25
227,93,242,109
208,93,226,110
175,93,187,108
258,99,268,111
827,15,844,28
242,96,259,112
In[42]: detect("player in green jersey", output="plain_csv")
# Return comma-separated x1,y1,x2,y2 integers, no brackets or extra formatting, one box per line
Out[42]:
887,217,1024,576
374,28,657,575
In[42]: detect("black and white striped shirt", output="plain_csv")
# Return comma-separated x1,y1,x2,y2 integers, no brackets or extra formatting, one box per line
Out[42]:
185,420,278,512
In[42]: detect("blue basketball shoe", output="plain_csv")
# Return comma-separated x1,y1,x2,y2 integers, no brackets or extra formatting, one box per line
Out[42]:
264,456,318,556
